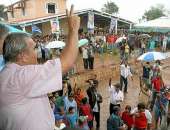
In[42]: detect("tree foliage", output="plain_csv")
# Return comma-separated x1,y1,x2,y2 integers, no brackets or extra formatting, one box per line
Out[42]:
101,1,119,14
142,4,166,21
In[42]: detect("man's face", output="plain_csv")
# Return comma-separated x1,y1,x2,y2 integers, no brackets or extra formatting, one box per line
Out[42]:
68,96,73,102
115,87,119,92
23,38,38,65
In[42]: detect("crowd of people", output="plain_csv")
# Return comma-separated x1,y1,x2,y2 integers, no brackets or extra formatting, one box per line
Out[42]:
141,60,170,129
0,5,170,130
47,75,103,130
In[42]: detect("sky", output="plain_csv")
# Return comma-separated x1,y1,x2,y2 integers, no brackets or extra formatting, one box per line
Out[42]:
1,0,170,22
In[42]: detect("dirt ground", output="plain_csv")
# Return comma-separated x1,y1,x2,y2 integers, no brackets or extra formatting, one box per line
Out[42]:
70,51,170,130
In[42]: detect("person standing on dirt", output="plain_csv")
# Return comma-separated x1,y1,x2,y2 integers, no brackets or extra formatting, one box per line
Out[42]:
142,62,151,89
82,46,89,69
120,61,133,93
87,43,95,69
86,81,102,130
162,34,168,52
153,93,169,129
109,80,124,115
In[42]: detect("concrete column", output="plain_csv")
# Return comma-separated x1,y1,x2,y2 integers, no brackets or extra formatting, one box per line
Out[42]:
130,23,132,30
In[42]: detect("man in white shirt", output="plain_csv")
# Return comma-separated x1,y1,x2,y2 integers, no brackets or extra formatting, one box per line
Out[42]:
120,61,133,93
109,81,124,115
162,34,168,52
82,46,88,69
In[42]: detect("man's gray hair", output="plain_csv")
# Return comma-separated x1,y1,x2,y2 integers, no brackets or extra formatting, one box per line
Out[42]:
0,23,10,39
3,33,30,63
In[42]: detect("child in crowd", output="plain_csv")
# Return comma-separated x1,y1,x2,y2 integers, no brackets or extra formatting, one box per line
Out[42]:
134,103,148,130
77,116,89,130
54,115,66,130
55,107,67,124
122,105,134,130
79,97,94,130
66,107,78,128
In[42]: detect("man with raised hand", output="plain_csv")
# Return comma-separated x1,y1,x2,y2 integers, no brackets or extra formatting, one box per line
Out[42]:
0,5,80,130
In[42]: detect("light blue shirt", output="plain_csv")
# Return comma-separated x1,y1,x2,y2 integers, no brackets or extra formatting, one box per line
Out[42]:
64,96,77,113
0,55,5,71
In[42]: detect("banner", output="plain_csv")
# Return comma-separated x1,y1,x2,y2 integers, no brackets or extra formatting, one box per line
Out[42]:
109,17,116,33
31,24,42,33
51,17,60,33
87,12,94,32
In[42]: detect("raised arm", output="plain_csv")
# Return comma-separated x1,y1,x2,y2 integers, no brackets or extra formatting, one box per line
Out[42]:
60,5,80,74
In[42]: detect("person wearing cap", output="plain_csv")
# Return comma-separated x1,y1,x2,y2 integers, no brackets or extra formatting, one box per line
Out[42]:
109,79,124,115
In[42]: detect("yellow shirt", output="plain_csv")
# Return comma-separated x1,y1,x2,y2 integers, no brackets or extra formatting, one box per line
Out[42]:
125,44,129,53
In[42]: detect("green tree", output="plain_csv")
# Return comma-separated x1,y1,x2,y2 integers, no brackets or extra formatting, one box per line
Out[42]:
0,4,7,20
142,4,166,21
101,1,119,14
